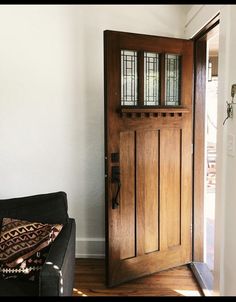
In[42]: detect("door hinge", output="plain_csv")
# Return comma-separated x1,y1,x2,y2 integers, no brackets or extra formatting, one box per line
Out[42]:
191,143,194,155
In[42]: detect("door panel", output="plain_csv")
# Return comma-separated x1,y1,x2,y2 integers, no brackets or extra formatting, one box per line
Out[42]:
104,30,193,287
160,128,181,249
120,131,135,260
137,130,159,255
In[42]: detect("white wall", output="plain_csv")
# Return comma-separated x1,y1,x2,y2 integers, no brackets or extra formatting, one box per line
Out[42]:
185,4,236,296
0,5,186,258
220,6,236,296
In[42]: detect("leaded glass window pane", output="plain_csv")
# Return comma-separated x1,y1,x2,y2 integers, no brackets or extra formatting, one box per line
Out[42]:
144,52,159,105
165,54,181,106
121,50,138,106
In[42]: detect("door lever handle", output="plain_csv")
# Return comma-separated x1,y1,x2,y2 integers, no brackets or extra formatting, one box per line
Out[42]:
111,166,120,209
112,181,121,209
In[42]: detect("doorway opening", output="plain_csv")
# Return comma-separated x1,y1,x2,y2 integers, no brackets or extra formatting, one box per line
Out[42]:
192,15,219,296
205,31,219,275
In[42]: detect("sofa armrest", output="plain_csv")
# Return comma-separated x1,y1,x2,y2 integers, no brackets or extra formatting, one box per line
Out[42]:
39,218,76,296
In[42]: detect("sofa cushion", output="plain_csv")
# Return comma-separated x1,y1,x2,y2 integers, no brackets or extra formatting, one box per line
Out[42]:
0,191,69,225
0,279,38,296
0,218,63,281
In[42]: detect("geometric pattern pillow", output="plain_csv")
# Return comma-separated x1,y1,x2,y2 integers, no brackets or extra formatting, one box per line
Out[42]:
0,218,63,281
0,246,50,281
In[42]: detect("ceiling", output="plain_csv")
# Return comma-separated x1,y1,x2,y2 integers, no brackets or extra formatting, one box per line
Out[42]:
181,4,193,13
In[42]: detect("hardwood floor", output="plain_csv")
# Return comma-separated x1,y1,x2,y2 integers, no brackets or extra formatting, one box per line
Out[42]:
73,259,203,297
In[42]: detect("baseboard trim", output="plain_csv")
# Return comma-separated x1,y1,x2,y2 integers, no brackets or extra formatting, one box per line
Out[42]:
76,237,105,258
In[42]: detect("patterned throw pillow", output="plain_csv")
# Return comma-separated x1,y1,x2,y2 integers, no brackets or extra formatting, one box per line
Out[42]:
0,218,63,281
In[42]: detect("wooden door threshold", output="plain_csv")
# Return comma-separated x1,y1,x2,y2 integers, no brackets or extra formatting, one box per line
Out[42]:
190,262,213,296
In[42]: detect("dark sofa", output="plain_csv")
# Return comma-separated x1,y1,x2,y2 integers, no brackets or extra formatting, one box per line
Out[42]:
0,191,76,296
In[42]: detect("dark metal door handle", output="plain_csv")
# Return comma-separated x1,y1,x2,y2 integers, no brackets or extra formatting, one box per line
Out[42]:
112,181,121,209
111,166,120,209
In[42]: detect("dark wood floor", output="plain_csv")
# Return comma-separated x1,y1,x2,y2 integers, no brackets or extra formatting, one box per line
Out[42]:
73,259,203,297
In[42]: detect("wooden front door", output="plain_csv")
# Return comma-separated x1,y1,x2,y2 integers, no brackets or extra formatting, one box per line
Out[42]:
104,30,193,287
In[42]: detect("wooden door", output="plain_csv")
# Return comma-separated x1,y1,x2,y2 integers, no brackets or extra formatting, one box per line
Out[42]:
104,30,193,287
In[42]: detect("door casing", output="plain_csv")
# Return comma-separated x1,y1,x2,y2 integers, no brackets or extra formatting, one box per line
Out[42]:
191,14,220,295
192,14,220,262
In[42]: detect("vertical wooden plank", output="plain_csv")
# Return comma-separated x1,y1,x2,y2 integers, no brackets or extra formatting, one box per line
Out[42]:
160,128,181,249
144,131,159,253
137,130,159,255
181,120,193,262
136,129,145,256
120,131,135,260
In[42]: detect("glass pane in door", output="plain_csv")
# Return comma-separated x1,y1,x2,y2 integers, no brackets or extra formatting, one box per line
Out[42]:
144,52,159,105
165,54,181,106
121,50,138,105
